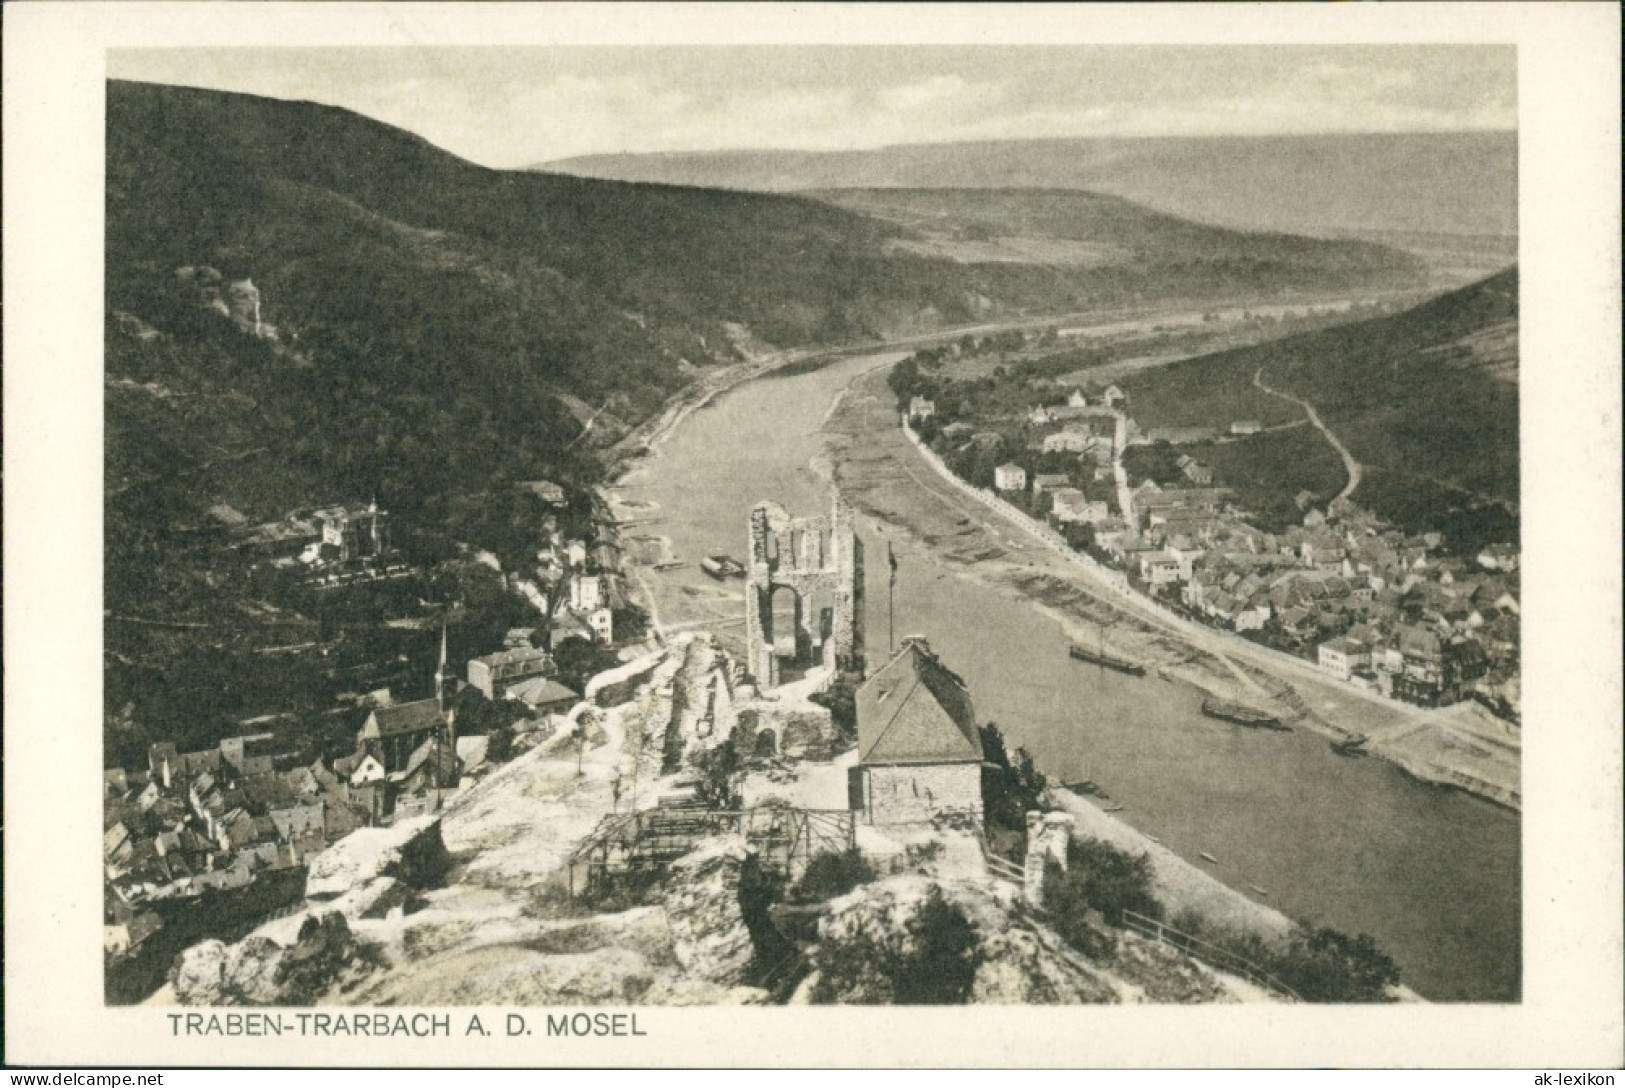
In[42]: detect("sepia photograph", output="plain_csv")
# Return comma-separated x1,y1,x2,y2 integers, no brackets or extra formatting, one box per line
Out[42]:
4,1,1621,1071
95,40,1524,1009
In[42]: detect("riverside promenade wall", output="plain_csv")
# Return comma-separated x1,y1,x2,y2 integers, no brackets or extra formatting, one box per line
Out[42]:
899,417,1131,593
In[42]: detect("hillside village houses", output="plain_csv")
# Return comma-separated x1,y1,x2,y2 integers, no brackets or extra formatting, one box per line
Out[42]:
524,535,616,647
106,477,645,972
229,500,391,567
912,380,1520,720
103,607,600,961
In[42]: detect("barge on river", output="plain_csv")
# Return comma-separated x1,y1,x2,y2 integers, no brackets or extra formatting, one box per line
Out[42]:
1201,698,1289,731
1331,733,1370,757
700,554,746,580
1069,643,1146,676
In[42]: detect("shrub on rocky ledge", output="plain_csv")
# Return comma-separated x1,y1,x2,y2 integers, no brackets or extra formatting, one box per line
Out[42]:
792,848,876,903
1046,836,1164,928
812,886,984,1005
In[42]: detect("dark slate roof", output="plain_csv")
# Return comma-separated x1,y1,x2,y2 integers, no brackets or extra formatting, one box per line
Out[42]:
471,646,551,669
369,698,445,737
856,640,982,766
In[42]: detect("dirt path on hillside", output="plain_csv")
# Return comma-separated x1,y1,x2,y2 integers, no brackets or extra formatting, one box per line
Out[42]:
1252,365,1363,503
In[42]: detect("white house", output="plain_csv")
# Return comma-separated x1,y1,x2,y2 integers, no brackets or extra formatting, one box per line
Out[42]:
908,396,936,421
1235,600,1272,632
349,753,386,787
1042,427,1093,454
1317,637,1371,682
1137,550,1183,586
570,572,603,612
994,463,1027,492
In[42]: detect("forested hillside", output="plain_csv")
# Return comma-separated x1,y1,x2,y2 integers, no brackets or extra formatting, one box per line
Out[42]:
102,80,1429,760
1120,268,1519,548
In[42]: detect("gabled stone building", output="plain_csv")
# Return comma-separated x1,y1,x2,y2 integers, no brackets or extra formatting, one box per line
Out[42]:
849,638,985,824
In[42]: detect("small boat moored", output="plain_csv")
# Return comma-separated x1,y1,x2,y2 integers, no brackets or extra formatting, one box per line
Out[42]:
1331,733,1370,757
699,554,746,580
1199,852,1220,865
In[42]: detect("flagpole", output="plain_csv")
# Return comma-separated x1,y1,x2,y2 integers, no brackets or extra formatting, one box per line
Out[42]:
887,540,897,656
435,622,447,808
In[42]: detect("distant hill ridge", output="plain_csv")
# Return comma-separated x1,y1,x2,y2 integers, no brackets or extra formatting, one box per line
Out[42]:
541,131,1517,240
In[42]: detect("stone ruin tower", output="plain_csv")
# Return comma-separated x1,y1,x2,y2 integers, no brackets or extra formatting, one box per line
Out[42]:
744,499,863,688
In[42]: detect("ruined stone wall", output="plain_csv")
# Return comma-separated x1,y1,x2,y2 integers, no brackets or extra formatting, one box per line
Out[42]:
734,701,838,760
1023,811,1076,907
743,500,860,687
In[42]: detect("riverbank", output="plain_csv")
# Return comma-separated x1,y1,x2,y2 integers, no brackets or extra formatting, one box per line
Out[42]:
826,363,1518,813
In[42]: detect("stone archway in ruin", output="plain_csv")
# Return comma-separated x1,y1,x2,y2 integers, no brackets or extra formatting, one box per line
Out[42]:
744,499,863,688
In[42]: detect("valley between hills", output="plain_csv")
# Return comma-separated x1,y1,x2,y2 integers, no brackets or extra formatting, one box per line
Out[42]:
101,78,1521,1006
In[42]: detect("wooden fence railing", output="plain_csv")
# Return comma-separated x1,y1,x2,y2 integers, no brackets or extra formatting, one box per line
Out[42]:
567,805,856,897
1121,909,1300,1000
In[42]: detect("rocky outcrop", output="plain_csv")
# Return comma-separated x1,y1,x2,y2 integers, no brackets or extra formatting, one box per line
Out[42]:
305,816,449,900
661,836,757,986
173,265,276,340
1107,931,1236,1003
969,922,1118,1004
812,875,1118,1005
224,279,264,337
171,912,378,1005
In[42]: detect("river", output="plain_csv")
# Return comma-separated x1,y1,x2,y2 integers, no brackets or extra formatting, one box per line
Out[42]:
608,348,1520,1002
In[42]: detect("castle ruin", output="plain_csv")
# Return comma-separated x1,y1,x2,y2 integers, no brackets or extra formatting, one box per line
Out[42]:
744,499,863,688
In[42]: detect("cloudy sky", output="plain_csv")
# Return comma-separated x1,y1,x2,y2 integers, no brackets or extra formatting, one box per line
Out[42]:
108,46,1515,169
